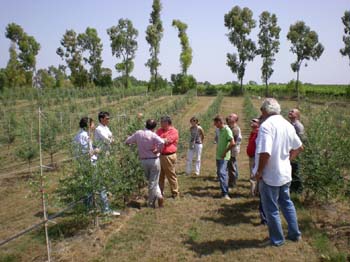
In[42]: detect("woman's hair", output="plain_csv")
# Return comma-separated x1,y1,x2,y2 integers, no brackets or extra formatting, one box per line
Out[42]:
79,117,93,129
190,116,200,125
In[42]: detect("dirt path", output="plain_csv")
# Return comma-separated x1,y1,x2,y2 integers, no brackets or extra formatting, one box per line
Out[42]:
85,96,316,261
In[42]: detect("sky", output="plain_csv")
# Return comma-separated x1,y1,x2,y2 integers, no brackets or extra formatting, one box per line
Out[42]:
0,0,349,85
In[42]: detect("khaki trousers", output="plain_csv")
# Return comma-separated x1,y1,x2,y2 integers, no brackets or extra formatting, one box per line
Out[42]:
159,153,179,197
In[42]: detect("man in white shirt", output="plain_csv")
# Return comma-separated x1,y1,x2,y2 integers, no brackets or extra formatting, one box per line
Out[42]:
93,112,120,216
95,111,114,153
253,98,303,246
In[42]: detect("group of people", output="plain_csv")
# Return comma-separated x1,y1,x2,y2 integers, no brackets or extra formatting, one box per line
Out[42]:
74,97,305,247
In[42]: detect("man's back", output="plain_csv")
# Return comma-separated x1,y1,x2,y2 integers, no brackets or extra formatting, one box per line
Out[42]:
255,115,302,186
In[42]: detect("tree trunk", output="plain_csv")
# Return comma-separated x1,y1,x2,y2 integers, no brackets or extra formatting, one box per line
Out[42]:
296,69,300,104
265,77,269,97
240,78,244,95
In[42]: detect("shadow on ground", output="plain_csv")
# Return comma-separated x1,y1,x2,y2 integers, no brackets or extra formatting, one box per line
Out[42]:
184,237,267,256
201,200,262,226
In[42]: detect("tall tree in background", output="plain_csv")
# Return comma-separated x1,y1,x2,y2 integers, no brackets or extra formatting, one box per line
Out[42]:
78,27,103,85
172,19,192,75
5,23,40,87
287,21,324,102
57,30,89,87
107,19,138,89
171,19,196,94
145,0,164,91
257,11,280,97
48,65,67,88
340,10,350,66
5,43,26,87
224,6,256,94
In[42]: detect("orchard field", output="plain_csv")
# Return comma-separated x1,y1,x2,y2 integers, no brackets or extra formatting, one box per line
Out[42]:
0,88,349,262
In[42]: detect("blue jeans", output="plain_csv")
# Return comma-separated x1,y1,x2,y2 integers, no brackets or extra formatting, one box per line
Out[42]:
84,189,111,213
216,160,229,196
259,181,301,246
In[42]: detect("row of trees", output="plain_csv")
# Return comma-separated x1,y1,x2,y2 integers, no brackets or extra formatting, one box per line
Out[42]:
0,2,349,94
225,6,324,99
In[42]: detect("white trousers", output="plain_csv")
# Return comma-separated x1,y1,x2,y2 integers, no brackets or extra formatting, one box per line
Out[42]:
186,143,203,175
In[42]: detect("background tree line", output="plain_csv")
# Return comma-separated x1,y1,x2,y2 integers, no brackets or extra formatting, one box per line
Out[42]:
0,2,349,95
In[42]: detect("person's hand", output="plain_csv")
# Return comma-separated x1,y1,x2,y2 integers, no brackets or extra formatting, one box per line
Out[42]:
163,138,168,144
255,171,262,181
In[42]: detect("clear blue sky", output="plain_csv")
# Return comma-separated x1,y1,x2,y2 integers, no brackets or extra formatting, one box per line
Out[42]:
0,0,349,85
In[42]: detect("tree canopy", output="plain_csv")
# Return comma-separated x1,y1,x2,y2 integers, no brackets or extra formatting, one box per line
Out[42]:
257,11,280,97
107,18,138,89
287,21,324,101
224,6,256,93
340,10,350,66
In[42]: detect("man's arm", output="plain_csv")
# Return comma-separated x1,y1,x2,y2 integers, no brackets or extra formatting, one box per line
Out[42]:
290,145,304,161
221,139,235,159
255,152,270,180
125,133,137,145
164,129,179,145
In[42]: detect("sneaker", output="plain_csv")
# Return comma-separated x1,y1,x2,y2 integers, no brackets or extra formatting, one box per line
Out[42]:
194,173,200,176
223,195,231,200
104,210,121,216
288,236,302,242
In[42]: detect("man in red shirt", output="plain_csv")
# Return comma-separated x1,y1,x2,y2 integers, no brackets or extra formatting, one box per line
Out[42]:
156,116,180,199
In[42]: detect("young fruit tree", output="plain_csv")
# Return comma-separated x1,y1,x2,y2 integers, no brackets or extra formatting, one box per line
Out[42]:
107,19,138,89
257,11,281,97
224,6,256,94
340,10,350,66
287,21,324,102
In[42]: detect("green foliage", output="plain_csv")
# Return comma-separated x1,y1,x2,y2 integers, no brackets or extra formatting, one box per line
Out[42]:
78,27,104,85
41,112,64,166
145,0,164,91
148,75,168,91
300,107,350,200
287,21,324,100
172,19,193,75
171,73,196,94
47,65,67,88
57,29,89,87
243,95,259,121
5,23,40,87
5,43,27,88
0,111,17,150
35,69,56,88
257,11,281,96
340,10,350,66
107,19,138,89
15,124,38,172
224,6,256,93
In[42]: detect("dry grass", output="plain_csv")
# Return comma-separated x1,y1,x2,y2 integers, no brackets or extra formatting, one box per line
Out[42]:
97,97,318,261
2,96,349,261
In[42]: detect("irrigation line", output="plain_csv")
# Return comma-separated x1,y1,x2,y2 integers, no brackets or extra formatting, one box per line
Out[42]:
0,197,86,247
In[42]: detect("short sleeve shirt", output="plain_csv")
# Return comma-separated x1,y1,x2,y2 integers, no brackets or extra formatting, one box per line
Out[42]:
216,125,233,160
253,115,302,186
